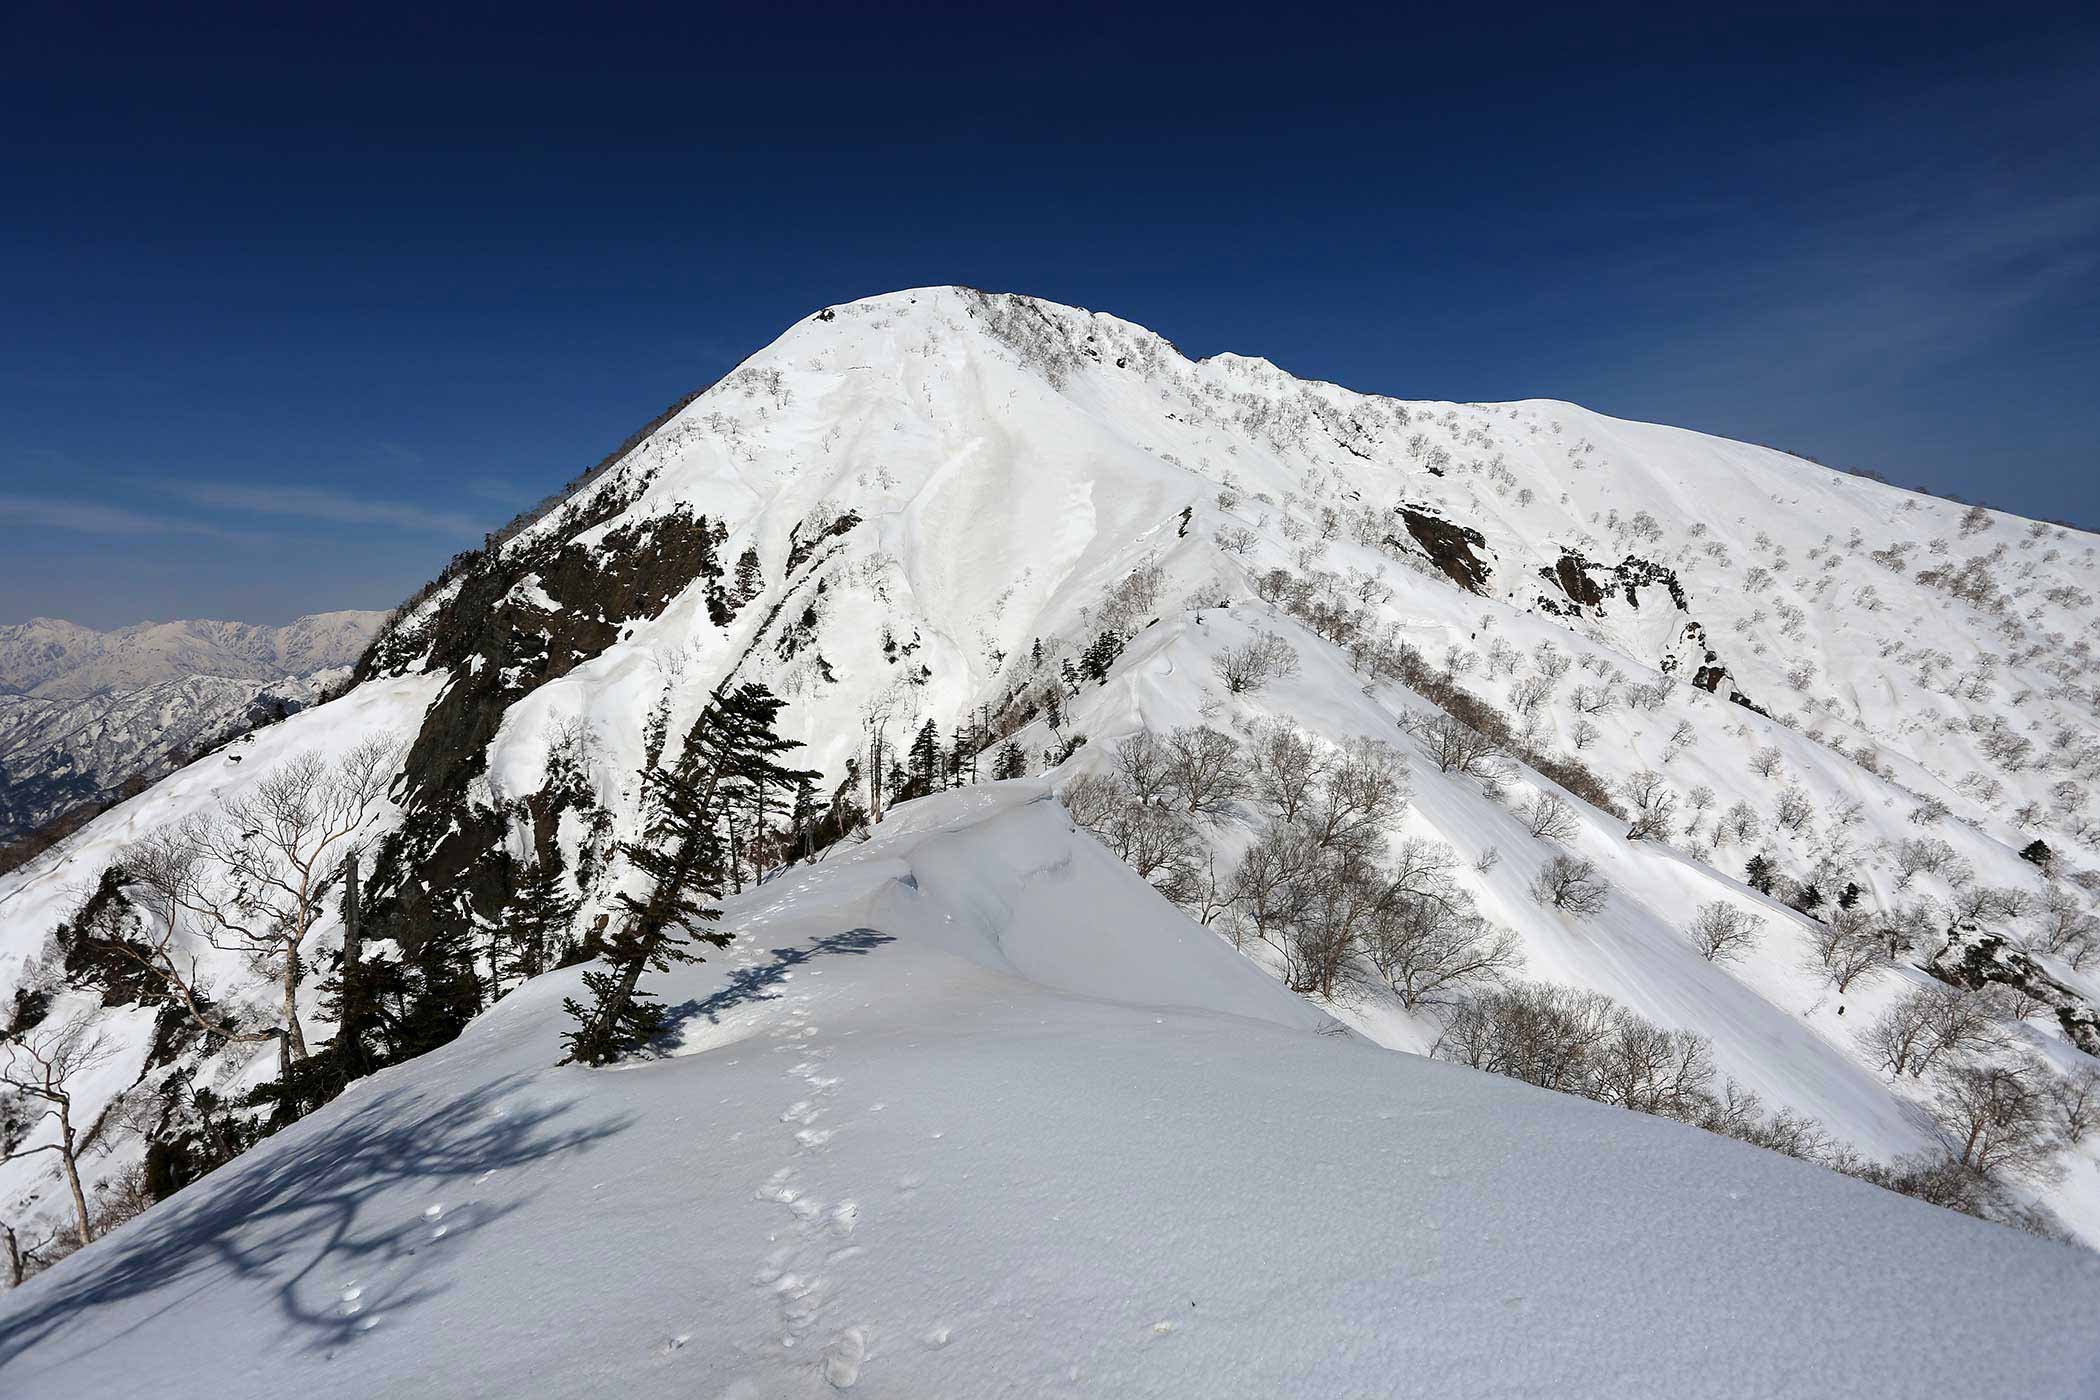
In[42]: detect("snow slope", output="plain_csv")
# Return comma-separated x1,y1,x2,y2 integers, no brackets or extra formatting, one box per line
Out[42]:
2,287,2097,1335
4,786,2097,1399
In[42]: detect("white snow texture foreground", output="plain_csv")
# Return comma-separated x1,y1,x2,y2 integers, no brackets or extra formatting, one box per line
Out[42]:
5,786,2100,1398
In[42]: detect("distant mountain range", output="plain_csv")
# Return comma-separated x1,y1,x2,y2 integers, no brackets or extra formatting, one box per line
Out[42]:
0,611,384,842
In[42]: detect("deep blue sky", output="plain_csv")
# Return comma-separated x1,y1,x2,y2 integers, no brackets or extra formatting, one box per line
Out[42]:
4,2,2096,627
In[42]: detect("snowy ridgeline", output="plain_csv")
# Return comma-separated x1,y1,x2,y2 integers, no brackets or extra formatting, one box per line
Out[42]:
3,288,2100,1387
4,788,2098,1399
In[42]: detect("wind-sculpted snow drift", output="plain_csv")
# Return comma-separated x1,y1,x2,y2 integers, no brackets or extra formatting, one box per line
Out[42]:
4,288,2100,1393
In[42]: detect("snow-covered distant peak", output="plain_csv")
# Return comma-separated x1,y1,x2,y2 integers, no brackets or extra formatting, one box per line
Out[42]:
0,610,386,700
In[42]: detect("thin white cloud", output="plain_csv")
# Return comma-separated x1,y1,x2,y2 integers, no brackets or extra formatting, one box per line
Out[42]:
0,494,254,539
145,481,485,535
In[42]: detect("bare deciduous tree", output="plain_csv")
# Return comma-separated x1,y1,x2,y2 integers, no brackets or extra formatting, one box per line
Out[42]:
1227,821,1320,953
2034,885,2098,967
1621,769,1677,841
1111,730,1173,805
1521,791,1579,842
1864,983,2007,1077
1364,863,1521,1010
1593,1016,1714,1118
121,736,398,1084
1249,722,1328,822
1530,855,1609,916
1,1022,115,1249
1717,799,1761,846
1213,631,1299,695
1303,737,1410,858
1162,725,1248,816
1951,884,2034,925
2049,1066,2100,1144
1928,1056,2061,1181
1403,711,1502,775
1508,674,1553,718
1688,901,1762,964
1809,908,1894,993
1773,785,1814,833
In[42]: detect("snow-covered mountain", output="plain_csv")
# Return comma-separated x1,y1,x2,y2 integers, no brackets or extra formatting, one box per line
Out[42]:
0,612,381,843
0,612,380,701
3,289,2098,1392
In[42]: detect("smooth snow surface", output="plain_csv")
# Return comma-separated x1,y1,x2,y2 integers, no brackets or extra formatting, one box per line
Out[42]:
5,788,2098,1399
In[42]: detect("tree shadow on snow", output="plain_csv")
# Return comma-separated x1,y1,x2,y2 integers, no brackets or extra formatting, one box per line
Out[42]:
0,1073,631,1372
661,926,893,1035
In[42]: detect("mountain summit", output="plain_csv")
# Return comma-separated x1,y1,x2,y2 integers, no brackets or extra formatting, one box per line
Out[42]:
3,289,2098,1395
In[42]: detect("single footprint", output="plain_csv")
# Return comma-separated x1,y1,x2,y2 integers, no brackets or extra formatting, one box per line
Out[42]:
822,1326,868,1389
920,1326,952,1351
829,1201,859,1236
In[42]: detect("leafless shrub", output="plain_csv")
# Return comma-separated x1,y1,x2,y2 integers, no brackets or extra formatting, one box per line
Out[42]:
1717,799,1761,846
1621,769,1678,841
1404,710,1502,775
1688,901,1763,964
1951,884,2034,925
1810,908,1894,992
1214,631,1300,694
1521,791,1579,842
1530,854,1609,916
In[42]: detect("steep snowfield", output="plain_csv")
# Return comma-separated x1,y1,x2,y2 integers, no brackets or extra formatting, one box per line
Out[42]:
5,786,2098,1399
3,288,2098,1348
